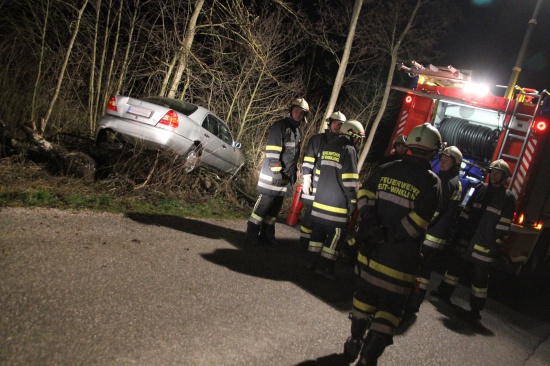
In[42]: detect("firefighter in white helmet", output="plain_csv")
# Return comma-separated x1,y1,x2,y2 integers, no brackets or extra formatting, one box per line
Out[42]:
403,146,463,319
431,158,515,320
344,123,442,364
246,98,309,246
379,134,408,165
299,111,346,250
307,120,364,279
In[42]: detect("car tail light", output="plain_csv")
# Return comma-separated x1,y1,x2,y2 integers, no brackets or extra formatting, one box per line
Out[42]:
158,110,179,128
107,96,117,112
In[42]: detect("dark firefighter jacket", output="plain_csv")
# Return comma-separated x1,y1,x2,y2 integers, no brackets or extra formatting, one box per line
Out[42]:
310,136,359,228
301,129,340,203
257,117,302,196
458,183,515,263
356,155,441,294
422,169,462,250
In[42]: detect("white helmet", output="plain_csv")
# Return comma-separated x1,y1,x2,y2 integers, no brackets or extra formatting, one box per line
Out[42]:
290,98,309,113
406,123,442,152
340,120,365,139
393,134,407,147
327,111,346,123
441,146,462,165
490,159,511,177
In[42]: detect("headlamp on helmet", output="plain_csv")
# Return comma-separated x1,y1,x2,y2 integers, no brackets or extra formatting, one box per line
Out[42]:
339,120,365,139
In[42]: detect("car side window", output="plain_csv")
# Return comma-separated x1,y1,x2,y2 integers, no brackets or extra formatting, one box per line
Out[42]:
218,123,233,145
202,115,219,136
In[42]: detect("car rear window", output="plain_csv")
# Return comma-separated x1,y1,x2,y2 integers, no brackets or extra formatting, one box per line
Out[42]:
142,96,198,116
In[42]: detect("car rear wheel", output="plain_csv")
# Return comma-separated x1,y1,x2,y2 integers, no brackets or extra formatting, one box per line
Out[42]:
183,145,201,173
96,129,124,150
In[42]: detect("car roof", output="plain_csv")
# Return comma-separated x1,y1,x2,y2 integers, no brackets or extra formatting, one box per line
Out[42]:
142,96,227,126
142,96,198,116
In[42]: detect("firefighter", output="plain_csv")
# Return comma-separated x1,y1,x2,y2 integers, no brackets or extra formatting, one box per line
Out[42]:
246,98,309,246
431,159,515,320
306,120,365,279
379,134,407,164
403,146,463,318
299,111,346,250
343,123,442,365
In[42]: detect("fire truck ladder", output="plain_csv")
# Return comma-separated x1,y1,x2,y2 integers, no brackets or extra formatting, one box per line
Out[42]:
496,89,544,188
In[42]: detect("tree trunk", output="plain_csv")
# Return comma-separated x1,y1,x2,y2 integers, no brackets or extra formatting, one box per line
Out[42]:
357,0,424,171
16,123,96,182
42,0,90,132
166,0,205,99
320,0,364,133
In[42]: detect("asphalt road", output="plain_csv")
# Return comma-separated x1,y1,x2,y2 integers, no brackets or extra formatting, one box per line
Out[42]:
1,207,549,365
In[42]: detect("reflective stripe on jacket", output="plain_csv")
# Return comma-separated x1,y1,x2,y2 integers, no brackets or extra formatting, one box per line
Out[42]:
460,183,516,263
357,155,441,286
257,117,301,196
311,136,359,228
422,170,462,250
301,130,339,203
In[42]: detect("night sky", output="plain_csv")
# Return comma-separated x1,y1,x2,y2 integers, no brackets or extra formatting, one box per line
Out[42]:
436,0,550,94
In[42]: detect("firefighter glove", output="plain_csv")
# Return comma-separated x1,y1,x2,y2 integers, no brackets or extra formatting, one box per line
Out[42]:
271,172,282,186
302,174,312,195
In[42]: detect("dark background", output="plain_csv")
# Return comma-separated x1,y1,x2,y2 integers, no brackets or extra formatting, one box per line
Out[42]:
436,0,550,93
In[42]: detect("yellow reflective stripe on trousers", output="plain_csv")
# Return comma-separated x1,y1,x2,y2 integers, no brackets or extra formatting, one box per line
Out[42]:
312,201,348,214
374,311,400,327
352,297,376,313
471,285,488,298
425,234,446,244
357,253,415,282
473,244,490,253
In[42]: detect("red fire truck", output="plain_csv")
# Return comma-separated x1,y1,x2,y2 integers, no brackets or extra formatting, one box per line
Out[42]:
387,61,550,276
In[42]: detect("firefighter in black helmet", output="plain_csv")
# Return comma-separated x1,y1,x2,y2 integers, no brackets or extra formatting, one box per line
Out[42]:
306,120,364,279
343,123,442,365
246,98,309,246
299,111,346,250
403,146,463,319
431,158,515,320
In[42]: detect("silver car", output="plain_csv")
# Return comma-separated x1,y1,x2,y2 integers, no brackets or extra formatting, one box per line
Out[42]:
95,95,245,176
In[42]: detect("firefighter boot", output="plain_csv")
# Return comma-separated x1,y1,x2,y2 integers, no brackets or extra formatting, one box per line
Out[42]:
343,315,370,363
430,281,454,304
356,331,390,366
246,221,262,246
260,224,278,246
403,287,424,319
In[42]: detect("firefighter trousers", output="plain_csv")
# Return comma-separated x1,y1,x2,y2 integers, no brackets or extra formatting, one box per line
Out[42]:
299,202,313,249
406,246,441,312
436,252,491,312
308,223,347,262
248,194,284,224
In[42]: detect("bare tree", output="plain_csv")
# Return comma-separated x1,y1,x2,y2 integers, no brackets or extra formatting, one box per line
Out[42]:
163,0,205,98
42,0,90,132
320,0,364,131
356,0,455,170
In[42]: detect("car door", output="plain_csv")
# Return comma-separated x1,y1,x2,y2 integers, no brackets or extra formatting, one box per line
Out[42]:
200,114,230,172
217,121,242,171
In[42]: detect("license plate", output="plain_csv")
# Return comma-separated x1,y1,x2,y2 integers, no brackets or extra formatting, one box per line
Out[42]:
127,105,153,118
